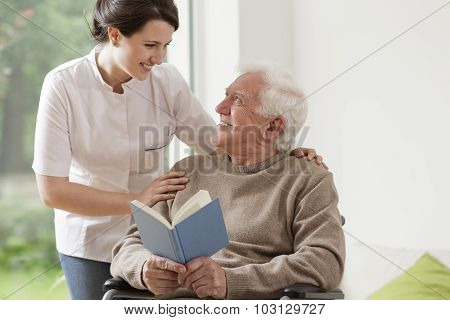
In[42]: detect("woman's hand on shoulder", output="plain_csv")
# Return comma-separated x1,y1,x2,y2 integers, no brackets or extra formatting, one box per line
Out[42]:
290,147,329,170
136,171,189,207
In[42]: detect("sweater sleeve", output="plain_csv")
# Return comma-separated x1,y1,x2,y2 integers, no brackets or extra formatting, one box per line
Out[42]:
110,224,152,290
110,201,172,290
223,173,346,299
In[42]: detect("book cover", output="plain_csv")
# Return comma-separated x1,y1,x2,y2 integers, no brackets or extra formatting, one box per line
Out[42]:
131,196,229,264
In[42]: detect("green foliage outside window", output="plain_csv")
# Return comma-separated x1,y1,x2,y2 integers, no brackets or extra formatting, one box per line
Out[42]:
0,0,97,299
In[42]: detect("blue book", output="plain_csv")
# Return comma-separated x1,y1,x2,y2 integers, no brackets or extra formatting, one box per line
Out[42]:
130,190,229,265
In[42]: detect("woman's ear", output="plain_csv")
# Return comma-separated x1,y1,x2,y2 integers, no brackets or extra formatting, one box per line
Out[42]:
107,27,121,46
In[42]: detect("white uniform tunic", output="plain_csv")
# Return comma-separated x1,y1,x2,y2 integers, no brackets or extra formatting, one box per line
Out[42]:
32,46,215,262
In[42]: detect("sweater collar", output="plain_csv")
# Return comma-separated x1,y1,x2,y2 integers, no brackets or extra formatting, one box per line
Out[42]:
220,152,289,174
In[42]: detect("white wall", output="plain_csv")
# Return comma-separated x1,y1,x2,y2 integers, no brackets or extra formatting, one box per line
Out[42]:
238,0,450,250
293,0,450,250
239,0,294,70
168,0,191,84
167,0,241,164
192,0,240,122
166,0,194,166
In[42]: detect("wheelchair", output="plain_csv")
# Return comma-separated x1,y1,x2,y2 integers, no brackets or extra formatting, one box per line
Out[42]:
102,277,344,300
103,216,346,300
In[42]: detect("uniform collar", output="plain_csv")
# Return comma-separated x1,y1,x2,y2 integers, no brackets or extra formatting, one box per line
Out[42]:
87,45,137,93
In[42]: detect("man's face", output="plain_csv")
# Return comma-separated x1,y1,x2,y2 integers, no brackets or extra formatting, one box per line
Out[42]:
214,72,272,153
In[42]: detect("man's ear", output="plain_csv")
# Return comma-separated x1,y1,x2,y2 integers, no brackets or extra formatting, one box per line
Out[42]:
107,27,121,46
264,117,285,140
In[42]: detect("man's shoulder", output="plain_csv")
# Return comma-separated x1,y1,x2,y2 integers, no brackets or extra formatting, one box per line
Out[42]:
274,155,336,195
279,157,338,211
281,155,331,178
171,154,218,173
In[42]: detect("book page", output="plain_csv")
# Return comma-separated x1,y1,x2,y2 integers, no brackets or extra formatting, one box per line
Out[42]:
172,190,211,226
130,200,172,229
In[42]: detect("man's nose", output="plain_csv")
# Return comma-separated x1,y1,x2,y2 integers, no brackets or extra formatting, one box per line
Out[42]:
215,100,230,115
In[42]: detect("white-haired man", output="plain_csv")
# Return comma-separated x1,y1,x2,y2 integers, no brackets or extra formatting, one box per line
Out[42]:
110,67,345,299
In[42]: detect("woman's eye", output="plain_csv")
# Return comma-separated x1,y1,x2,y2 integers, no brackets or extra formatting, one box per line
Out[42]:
145,44,156,48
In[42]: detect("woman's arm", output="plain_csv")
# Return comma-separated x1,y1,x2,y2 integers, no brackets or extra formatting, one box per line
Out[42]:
164,65,216,155
35,171,188,216
36,174,134,216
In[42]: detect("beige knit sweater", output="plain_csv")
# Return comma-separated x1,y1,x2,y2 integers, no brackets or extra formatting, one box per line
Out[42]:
110,153,345,299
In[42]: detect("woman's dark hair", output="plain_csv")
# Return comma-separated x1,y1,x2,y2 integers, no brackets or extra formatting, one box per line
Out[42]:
90,0,179,43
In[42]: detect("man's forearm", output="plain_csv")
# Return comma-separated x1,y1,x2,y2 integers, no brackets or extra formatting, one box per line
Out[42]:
111,225,153,290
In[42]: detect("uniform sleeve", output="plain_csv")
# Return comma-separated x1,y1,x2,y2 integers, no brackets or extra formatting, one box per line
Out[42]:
32,73,72,177
223,173,346,299
165,66,216,155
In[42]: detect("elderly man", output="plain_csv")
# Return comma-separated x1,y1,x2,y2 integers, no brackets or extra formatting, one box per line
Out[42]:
110,66,345,299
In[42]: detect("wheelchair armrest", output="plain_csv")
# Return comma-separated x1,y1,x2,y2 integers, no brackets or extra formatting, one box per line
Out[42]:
103,277,155,300
103,277,136,292
281,283,344,300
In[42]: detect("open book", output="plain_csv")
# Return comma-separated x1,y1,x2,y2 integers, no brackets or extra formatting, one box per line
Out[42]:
131,190,229,264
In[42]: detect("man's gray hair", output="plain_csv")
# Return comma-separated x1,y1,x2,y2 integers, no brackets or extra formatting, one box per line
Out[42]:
241,65,308,152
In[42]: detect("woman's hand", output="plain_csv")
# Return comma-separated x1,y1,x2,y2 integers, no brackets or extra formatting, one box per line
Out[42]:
290,147,329,170
136,172,189,207
142,255,186,295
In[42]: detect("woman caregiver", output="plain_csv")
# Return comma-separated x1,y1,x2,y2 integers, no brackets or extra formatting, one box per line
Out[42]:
33,0,324,300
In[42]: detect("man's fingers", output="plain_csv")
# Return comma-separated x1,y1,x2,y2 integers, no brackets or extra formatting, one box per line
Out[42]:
154,257,168,270
153,256,186,274
179,257,206,285
322,162,329,170
150,279,180,288
185,257,207,271
182,268,205,288
194,283,216,299
149,269,179,281
191,277,210,291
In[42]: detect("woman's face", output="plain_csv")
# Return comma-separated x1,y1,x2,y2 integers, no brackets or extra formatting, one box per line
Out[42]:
113,20,175,81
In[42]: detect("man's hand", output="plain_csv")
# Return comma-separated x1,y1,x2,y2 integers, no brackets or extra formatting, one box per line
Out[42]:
142,255,186,295
178,257,227,299
290,147,329,170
